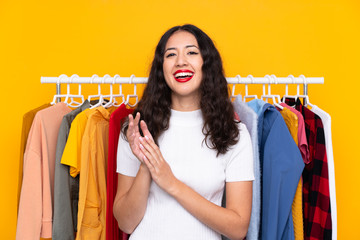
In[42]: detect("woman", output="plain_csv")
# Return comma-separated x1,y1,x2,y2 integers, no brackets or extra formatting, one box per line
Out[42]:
113,24,254,240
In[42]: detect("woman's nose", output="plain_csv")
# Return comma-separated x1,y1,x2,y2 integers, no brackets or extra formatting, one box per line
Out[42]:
175,54,188,67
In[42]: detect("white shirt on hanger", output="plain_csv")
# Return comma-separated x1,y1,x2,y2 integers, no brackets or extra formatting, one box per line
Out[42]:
311,105,337,240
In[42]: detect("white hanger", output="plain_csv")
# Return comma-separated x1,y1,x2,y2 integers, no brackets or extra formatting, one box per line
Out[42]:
243,75,258,102
88,74,104,108
51,74,68,105
112,74,126,107
297,75,315,108
261,75,283,109
65,74,85,108
102,75,116,108
126,74,139,107
230,83,237,102
230,75,241,102
282,74,298,103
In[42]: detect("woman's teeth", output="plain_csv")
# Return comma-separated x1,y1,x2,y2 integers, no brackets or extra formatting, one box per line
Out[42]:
175,72,194,79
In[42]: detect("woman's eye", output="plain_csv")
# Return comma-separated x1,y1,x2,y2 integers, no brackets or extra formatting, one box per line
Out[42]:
188,51,198,55
165,53,176,58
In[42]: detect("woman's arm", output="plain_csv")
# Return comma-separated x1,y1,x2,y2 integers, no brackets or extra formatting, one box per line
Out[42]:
139,132,253,240
171,180,252,240
113,165,151,234
113,113,154,234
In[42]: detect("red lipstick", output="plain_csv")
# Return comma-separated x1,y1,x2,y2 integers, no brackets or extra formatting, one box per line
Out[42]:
173,69,194,83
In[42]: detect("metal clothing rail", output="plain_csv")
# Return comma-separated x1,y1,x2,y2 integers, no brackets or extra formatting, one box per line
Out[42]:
41,74,324,85
40,74,324,97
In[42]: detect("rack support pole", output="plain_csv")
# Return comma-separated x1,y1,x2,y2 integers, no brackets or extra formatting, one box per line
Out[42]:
56,83,61,103
303,83,308,106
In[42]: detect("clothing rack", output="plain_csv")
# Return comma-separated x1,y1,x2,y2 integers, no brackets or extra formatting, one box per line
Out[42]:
40,74,324,102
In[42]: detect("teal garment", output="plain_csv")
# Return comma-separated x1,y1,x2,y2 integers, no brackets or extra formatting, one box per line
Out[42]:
248,99,304,240
52,100,91,240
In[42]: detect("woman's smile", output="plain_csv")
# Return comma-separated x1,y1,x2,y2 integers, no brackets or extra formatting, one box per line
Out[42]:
173,69,194,83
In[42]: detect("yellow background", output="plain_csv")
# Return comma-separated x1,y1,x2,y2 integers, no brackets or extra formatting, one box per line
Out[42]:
1,0,359,239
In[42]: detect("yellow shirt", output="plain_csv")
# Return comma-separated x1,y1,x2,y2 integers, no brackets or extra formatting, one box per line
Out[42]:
76,106,115,240
279,107,303,240
18,103,51,214
61,108,97,177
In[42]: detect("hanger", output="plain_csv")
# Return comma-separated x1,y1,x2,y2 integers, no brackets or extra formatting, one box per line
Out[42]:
64,74,85,108
296,75,315,108
125,74,139,107
260,75,283,109
230,83,237,102
51,74,68,105
112,74,126,107
88,74,104,108
102,75,116,108
243,75,258,102
282,74,298,103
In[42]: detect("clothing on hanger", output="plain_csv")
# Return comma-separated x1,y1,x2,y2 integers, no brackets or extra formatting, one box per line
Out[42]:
107,104,133,240
52,100,91,240
76,106,115,240
17,79,331,240
279,102,311,240
59,107,99,239
279,103,310,164
285,98,332,240
61,108,97,177
247,99,304,240
311,105,337,240
232,96,260,240
16,103,72,240
276,106,304,240
17,103,51,215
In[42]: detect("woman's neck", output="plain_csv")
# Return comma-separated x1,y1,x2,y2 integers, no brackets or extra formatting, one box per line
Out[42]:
171,94,200,112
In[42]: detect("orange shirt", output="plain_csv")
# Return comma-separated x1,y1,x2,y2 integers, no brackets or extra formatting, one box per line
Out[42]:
76,106,115,240
61,108,97,177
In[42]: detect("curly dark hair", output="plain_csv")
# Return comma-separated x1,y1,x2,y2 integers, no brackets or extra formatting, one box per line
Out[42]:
123,24,240,156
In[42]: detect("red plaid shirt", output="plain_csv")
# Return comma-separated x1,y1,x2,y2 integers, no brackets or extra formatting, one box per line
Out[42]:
285,98,332,239
107,104,133,240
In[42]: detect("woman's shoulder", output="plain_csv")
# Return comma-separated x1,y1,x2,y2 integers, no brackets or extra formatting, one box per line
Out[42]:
235,122,251,144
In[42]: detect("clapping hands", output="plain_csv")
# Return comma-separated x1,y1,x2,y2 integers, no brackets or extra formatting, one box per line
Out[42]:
126,112,154,163
126,112,177,193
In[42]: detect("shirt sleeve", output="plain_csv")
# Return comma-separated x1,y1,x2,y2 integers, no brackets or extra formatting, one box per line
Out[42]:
225,123,255,182
61,117,81,178
116,131,141,177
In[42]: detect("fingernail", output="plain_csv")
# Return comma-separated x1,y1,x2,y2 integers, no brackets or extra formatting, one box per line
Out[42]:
145,136,149,141
139,143,144,149
139,136,143,142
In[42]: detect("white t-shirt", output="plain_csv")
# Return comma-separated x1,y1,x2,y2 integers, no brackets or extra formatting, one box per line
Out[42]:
117,109,254,240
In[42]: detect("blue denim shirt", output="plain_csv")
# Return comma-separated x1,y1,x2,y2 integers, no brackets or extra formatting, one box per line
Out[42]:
248,99,304,240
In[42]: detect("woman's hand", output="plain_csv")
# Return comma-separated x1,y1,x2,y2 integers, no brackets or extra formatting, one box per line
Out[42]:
138,122,178,193
126,112,154,163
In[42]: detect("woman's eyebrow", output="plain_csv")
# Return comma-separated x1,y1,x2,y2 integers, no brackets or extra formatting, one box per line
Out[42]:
164,47,176,53
165,45,199,53
185,45,199,49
